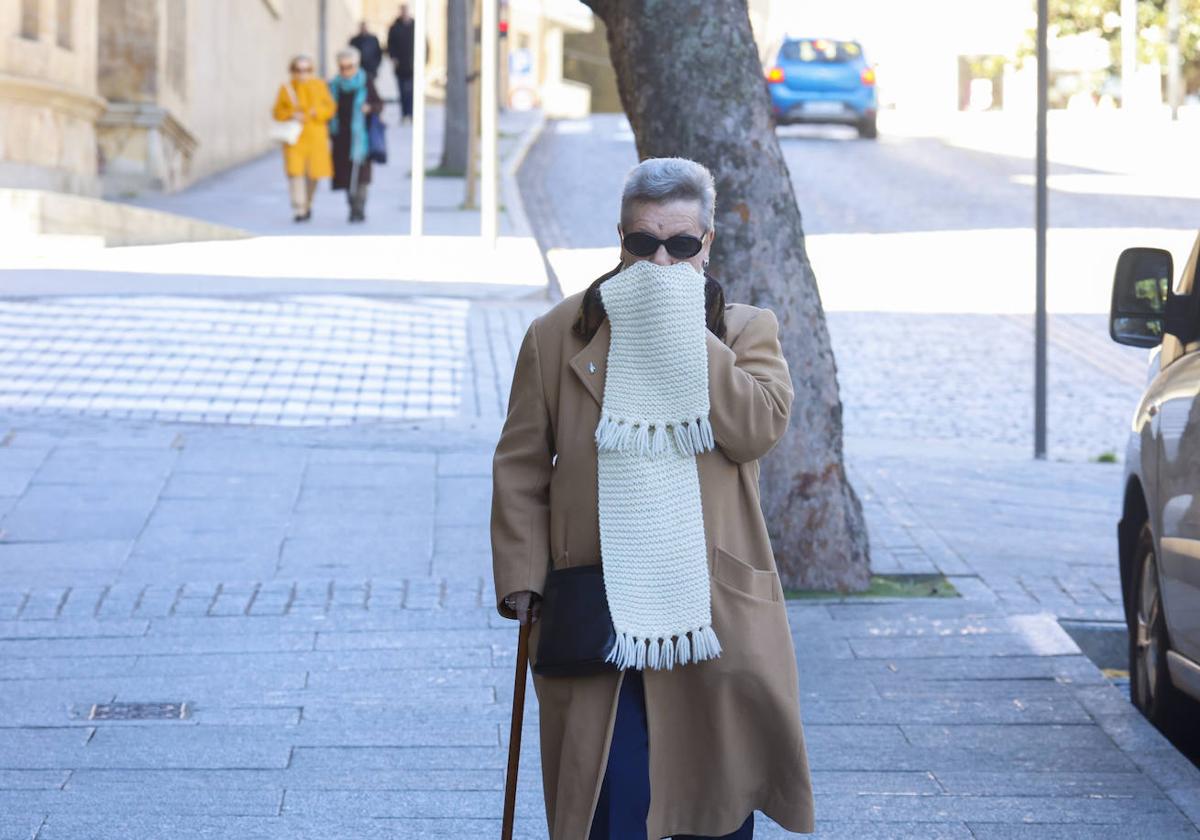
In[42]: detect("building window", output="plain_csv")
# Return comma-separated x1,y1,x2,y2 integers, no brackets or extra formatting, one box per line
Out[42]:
20,0,39,40
56,0,73,49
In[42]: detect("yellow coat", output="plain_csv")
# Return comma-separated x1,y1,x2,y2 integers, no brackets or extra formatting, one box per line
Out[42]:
272,78,335,179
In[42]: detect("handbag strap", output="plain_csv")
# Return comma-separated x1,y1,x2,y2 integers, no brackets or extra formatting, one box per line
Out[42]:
284,82,299,111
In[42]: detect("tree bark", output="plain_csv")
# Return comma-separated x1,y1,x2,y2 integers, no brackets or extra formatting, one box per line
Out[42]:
583,0,870,591
439,0,470,174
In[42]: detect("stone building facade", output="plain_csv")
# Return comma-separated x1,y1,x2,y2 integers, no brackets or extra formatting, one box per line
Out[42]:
96,0,358,195
0,0,105,195
3,0,598,199
1,0,358,198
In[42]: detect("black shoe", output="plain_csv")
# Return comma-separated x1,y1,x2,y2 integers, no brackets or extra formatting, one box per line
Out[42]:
301,209,312,221
293,214,305,222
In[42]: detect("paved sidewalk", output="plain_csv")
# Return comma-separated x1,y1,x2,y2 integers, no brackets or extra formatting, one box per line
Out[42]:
0,296,541,426
130,102,536,238
1,404,1199,839
2,104,1200,838
0,101,549,299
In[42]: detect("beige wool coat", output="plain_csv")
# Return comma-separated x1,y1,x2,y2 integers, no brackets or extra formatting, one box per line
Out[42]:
491,282,815,840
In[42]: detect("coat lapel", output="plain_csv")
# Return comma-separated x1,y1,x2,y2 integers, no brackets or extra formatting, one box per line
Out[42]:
568,316,609,408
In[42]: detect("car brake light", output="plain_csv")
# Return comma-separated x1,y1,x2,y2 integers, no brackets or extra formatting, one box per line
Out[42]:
766,66,784,83
861,67,876,86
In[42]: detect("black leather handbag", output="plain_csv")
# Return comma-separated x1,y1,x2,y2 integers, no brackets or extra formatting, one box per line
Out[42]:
532,564,621,677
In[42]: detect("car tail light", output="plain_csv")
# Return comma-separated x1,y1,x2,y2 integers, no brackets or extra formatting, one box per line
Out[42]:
765,66,784,84
861,67,876,86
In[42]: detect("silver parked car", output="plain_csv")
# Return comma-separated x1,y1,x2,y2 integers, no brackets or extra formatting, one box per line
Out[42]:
1110,234,1200,732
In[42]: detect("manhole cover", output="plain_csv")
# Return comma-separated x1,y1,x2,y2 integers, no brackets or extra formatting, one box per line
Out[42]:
88,702,188,721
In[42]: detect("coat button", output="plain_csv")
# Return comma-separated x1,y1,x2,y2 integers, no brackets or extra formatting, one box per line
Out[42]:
588,362,596,374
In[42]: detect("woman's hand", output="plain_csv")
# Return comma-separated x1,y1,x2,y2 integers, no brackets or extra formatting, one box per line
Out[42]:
504,590,542,625
361,103,372,114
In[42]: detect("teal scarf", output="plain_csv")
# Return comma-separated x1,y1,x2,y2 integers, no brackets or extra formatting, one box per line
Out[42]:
328,69,369,164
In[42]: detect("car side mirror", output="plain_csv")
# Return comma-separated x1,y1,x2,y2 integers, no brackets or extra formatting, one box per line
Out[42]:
1110,247,1172,347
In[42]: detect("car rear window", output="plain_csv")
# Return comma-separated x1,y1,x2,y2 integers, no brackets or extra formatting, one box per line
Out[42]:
779,39,862,63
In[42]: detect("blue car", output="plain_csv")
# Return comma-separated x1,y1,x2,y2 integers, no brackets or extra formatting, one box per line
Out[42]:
765,38,878,138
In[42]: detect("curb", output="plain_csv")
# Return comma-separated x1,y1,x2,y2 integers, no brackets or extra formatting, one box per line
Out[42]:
500,109,546,241
501,110,567,302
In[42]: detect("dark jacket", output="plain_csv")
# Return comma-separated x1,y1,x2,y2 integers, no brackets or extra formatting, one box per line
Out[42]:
386,17,415,78
349,33,383,75
330,76,384,189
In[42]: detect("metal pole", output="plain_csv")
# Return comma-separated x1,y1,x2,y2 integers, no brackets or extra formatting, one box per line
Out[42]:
481,0,498,244
1121,0,1136,109
1167,0,1182,120
318,0,328,78
465,0,479,209
411,0,428,237
1034,0,1048,459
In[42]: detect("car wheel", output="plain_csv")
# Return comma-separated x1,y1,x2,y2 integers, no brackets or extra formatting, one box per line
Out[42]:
1129,521,1185,729
856,114,878,139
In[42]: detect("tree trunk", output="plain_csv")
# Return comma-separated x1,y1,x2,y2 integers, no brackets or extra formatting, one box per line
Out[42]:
583,0,870,591
439,0,470,174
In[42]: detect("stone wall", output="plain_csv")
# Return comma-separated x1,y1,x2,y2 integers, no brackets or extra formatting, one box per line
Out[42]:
180,0,357,184
0,0,104,195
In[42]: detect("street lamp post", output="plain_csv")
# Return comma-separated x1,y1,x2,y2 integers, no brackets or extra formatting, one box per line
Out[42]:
1167,0,1182,120
1121,0,1137,108
317,0,328,78
481,0,498,245
1035,0,1048,459
411,0,428,237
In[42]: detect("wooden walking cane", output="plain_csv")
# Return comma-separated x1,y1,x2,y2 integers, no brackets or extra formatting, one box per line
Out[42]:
502,618,531,840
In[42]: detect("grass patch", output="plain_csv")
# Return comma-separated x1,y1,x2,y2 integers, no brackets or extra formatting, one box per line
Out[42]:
456,201,507,212
785,573,959,600
1094,451,1118,463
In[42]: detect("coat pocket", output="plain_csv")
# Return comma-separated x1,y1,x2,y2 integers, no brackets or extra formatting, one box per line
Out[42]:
712,545,783,603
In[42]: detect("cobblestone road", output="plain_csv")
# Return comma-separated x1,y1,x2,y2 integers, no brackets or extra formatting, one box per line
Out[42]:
518,113,1185,462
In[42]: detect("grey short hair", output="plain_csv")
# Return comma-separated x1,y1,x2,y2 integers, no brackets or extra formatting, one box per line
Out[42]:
289,54,314,72
336,46,361,66
620,157,716,232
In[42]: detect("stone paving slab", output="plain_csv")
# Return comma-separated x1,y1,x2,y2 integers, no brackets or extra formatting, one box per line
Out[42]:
0,288,1198,838
32,815,553,840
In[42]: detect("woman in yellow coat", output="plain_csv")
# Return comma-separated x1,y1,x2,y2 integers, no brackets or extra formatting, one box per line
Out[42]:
272,55,335,222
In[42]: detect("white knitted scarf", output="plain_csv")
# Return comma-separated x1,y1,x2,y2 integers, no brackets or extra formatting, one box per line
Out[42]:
595,259,722,671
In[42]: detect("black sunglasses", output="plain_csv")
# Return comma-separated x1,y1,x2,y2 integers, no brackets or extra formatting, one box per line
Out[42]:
621,231,705,259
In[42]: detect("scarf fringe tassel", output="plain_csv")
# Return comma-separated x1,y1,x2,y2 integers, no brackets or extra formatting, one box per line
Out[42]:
594,414,715,457
603,625,722,671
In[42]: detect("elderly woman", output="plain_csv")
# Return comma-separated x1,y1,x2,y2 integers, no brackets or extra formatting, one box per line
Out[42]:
328,47,383,222
272,54,334,222
491,157,815,839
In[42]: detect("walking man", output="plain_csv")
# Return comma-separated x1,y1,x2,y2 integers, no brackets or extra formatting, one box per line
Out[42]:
349,21,383,80
386,4,416,122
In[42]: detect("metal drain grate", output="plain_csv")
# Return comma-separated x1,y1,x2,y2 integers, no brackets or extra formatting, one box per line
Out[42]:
88,702,189,721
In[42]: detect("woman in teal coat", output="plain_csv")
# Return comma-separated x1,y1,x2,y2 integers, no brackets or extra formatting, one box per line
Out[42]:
328,47,384,222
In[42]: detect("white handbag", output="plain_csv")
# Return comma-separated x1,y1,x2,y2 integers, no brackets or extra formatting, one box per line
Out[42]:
270,84,304,146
